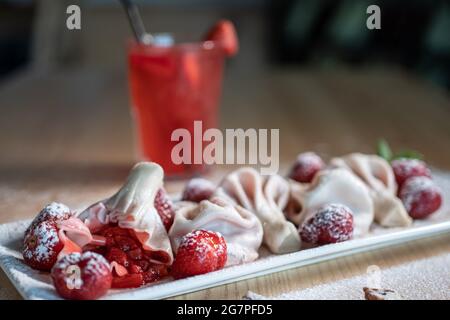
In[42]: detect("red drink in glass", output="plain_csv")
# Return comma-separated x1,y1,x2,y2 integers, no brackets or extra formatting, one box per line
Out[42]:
128,41,225,178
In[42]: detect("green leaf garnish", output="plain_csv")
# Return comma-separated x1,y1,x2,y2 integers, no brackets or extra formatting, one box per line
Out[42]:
377,139,393,161
392,150,423,160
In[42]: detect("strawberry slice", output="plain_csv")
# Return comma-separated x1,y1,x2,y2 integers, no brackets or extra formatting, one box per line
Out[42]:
204,19,239,57
111,273,144,289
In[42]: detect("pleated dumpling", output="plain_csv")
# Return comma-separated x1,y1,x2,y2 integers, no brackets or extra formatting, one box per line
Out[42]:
169,197,263,266
79,162,174,265
330,153,412,227
287,168,374,237
214,167,301,254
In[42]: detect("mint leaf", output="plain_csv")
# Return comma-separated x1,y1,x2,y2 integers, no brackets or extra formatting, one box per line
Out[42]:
377,139,393,161
393,150,423,160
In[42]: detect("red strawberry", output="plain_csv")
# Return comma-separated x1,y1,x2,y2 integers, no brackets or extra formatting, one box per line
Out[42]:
23,220,64,271
300,204,354,245
111,273,143,289
51,252,112,300
128,263,143,274
114,235,138,252
154,188,175,230
181,178,215,203
127,248,143,260
26,202,73,236
204,19,239,56
399,176,442,219
391,158,431,188
289,152,325,183
105,247,129,268
171,230,227,279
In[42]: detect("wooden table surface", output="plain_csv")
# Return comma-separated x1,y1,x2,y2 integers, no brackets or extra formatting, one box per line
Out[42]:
0,66,449,299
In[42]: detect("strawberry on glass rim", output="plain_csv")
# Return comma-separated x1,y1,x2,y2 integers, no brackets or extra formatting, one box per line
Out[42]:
204,19,239,57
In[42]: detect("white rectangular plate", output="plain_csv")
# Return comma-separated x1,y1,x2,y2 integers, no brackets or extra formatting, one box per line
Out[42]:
1,170,449,300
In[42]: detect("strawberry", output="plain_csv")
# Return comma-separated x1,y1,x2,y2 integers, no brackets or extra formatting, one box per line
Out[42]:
399,176,442,219
111,273,143,289
154,188,175,230
181,178,215,203
106,247,130,269
26,202,73,236
51,252,112,300
300,204,354,245
23,220,64,271
288,152,325,183
171,230,227,279
391,158,431,189
91,223,169,287
204,19,239,56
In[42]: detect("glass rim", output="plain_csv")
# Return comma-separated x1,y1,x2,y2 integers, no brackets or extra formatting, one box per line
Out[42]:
128,39,225,56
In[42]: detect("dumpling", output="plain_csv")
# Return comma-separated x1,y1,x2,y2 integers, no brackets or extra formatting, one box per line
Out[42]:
287,168,374,237
79,162,174,265
330,153,412,227
215,167,301,254
169,197,264,266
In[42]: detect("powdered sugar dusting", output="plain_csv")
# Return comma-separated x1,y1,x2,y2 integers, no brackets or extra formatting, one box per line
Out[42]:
182,178,216,202
27,202,73,233
53,252,110,278
23,221,60,263
400,176,441,212
178,230,226,264
300,204,353,244
245,253,450,300
392,159,430,180
289,152,324,182
186,178,215,191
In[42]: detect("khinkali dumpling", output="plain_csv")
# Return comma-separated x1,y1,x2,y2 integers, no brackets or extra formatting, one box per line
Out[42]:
215,167,301,254
79,162,174,265
287,168,374,237
169,197,263,266
330,153,412,227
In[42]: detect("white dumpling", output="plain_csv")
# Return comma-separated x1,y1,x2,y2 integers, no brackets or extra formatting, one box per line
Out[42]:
79,162,174,265
330,153,412,227
288,168,374,237
169,197,263,266
215,167,301,254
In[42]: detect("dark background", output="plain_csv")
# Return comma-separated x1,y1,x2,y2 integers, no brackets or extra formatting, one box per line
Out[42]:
1,0,449,89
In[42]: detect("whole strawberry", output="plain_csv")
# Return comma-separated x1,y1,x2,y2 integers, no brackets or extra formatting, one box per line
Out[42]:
154,188,175,230
391,158,431,188
26,202,73,236
181,178,215,203
288,152,325,183
171,230,227,279
300,204,354,245
204,20,239,57
23,220,64,271
51,252,112,300
399,176,442,219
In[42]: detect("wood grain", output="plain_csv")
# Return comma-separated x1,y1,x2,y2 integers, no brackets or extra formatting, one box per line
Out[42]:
0,66,449,299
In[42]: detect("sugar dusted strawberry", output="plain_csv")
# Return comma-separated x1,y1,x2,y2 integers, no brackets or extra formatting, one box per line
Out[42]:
154,188,175,230
26,202,73,236
51,252,112,300
181,178,215,203
204,20,239,56
300,204,354,245
391,158,431,188
171,230,227,279
23,220,64,271
399,176,442,219
289,152,325,183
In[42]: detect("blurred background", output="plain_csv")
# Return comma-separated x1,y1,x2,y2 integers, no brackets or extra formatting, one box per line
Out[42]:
0,0,449,220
